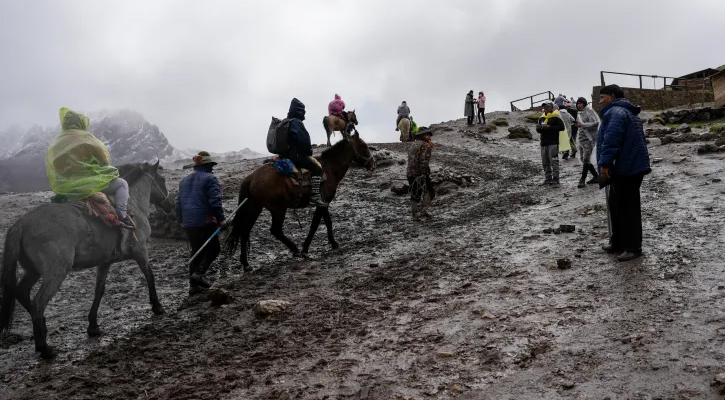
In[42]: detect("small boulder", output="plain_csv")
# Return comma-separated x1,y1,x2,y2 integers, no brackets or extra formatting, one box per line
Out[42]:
435,181,459,196
208,288,234,307
677,123,691,133
493,118,509,127
252,300,291,317
507,125,533,139
557,258,572,270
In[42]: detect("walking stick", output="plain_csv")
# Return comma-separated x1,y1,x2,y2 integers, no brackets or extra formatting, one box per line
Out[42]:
188,198,248,266
605,185,613,241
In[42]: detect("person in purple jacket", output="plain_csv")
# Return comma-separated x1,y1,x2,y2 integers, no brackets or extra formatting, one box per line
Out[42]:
597,85,651,261
176,151,226,293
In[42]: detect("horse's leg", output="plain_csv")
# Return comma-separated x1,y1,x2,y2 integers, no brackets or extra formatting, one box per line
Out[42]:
301,206,324,255
133,248,164,315
15,267,40,314
238,203,263,270
87,263,111,337
30,268,67,359
269,208,301,257
322,207,339,249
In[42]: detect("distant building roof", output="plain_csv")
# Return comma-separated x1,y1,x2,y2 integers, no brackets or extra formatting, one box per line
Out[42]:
671,67,721,87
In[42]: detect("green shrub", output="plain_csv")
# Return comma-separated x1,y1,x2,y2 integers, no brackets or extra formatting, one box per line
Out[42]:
711,125,725,133
526,113,541,122
493,118,509,127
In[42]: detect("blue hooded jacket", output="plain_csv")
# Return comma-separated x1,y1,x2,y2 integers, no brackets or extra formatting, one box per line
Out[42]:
175,164,225,228
596,99,651,177
286,98,312,159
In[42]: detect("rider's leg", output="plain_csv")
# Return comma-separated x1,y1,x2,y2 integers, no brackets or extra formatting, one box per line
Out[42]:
102,178,130,220
294,156,327,207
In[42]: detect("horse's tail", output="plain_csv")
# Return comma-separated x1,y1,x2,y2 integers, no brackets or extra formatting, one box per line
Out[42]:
225,178,251,257
322,116,330,135
0,222,21,335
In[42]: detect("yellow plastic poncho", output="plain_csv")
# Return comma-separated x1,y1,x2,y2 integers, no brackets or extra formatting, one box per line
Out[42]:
46,107,119,201
541,111,571,152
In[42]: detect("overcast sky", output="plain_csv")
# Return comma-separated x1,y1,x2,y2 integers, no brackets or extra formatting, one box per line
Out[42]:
2,0,724,153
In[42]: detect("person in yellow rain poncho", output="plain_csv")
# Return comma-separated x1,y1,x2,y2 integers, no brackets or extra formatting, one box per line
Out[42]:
46,107,133,227
535,102,567,187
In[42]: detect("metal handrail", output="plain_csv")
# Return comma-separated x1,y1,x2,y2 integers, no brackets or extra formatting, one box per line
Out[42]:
510,91,554,112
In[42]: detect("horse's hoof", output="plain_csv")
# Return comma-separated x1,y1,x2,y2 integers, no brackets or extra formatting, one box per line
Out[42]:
330,241,340,250
87,325,101,337
151,302,165,315
293,252,309,259
39,346,56,359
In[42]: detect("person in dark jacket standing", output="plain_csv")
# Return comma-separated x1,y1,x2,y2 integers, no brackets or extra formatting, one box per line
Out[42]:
283,98,327,207
464,90,475,126
597,85,651,261
536,102,565,186
176,151,226,293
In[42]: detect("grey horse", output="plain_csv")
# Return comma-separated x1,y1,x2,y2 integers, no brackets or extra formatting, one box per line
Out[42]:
0,161,172,359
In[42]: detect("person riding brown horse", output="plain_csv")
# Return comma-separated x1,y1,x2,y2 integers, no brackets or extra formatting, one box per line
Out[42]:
225,130,375,270
323,110,358,147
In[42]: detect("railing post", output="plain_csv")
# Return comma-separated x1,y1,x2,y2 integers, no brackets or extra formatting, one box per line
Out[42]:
639,75,642,89
600,71,605,87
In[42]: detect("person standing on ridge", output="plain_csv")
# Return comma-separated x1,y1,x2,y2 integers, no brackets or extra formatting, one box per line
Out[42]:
555,93,566,108
536,101,565,187
396,101,410,131
597,84,651,261
464,90,475,126
575,97,600,188
176,151,226,294
477,91,487,124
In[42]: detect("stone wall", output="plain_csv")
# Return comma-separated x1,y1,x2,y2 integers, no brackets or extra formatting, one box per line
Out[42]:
714,73,725,109
591,86,714,111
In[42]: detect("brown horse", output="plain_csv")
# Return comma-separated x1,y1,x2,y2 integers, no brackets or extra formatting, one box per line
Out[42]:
225,131,375,270
323,110,358,147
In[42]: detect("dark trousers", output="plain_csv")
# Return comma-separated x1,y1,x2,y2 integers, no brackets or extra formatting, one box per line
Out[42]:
466,115,473,125
185,224,221,280
609,173,645,251
477,108,486,124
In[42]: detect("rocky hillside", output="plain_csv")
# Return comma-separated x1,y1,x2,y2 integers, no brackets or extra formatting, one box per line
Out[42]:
6,108,725,399
0,110,264,193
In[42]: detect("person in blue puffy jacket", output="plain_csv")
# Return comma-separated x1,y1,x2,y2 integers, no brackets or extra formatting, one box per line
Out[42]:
176,151,226,293
596,84,651,262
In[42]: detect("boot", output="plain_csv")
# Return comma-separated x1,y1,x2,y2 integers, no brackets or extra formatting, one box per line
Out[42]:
551,178,561,187
411,200,421,221
310,176,328,207
586,164,600,184
617,250,642,262
578,165,587,188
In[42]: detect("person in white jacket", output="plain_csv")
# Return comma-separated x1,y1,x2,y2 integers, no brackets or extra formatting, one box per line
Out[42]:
575,97,601,188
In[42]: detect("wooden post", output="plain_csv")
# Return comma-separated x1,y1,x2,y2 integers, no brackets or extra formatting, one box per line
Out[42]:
639,75,643,89
600,71,605,87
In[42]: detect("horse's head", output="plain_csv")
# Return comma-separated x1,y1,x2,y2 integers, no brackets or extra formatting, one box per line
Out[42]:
144,160,173,212
350,130,375,172
348,110,358,126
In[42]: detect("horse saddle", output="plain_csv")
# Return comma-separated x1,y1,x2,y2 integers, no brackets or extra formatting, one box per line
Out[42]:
264,158,326,187
289,167,327,187
84,193,135,229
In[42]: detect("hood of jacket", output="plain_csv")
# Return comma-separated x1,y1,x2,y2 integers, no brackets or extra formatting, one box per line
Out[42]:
334,94,341,100
601,98,641,117
288,98,306,120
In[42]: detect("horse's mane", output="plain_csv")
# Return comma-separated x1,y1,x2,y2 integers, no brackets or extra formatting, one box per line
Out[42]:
116,163,148,185
320,139,351,161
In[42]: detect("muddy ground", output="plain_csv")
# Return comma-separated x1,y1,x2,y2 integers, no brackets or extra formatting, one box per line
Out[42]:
2,111,725,399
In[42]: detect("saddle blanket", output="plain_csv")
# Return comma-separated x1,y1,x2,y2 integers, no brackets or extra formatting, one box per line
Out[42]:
84,193,134,228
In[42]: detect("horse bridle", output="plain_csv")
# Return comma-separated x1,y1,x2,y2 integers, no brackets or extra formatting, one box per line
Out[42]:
145,173,169,204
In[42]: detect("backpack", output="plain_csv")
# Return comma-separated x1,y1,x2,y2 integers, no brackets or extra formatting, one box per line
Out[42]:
267,117,290,154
